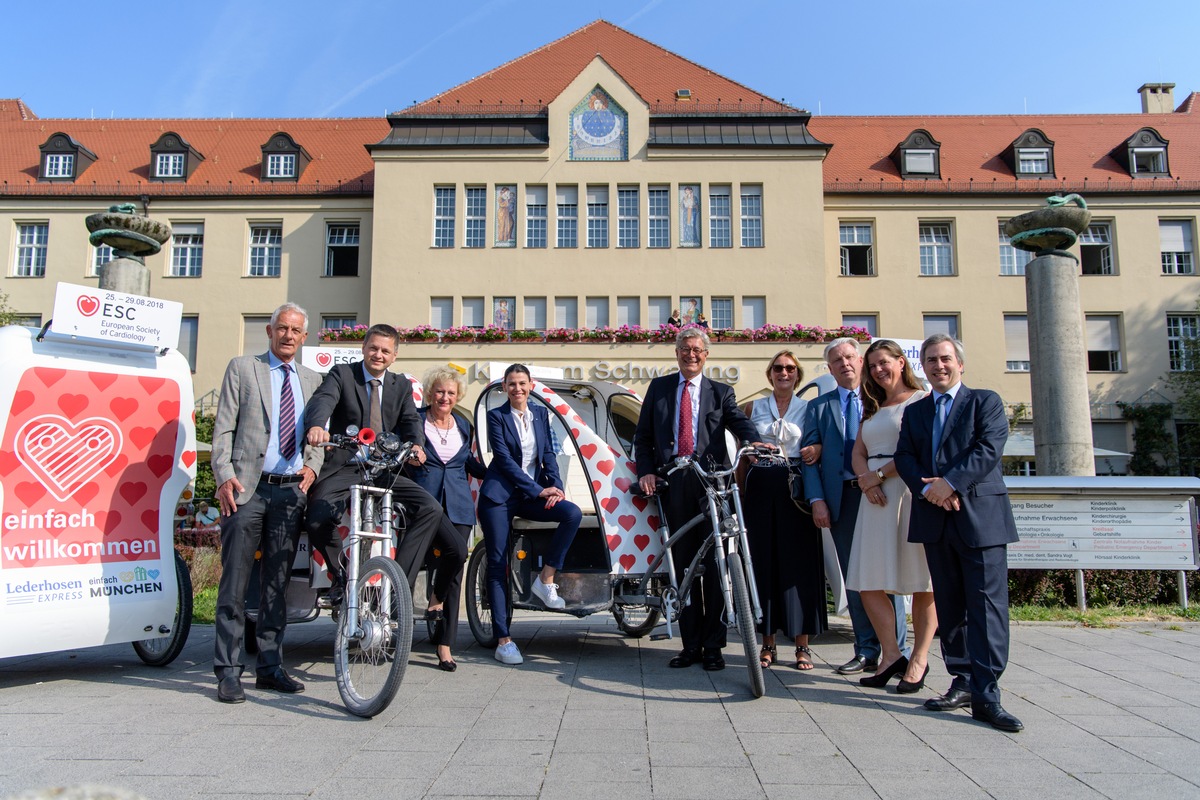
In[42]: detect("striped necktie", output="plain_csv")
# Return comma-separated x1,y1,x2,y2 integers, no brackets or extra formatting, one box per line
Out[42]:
279,364,296,460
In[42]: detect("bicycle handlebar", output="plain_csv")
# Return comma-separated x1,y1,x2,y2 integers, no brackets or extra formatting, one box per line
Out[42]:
663,443,786,482
327,428,416,480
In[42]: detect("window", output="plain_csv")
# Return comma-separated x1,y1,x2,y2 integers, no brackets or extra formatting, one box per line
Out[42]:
322,315,357,333
1017,148,1050,174
742,297,766,329
998,223,1033,276
896,130,941,178
616,297,640,327
1004,315,1030,372
526,186,547,248
92,244,114,277
325,223,359,277
709,185,732,248
585,297,609,328
586,186,608,248
433,187,456,248
464,187,486,248
923,314,959,340
10,314,42,327
169,223,204,277
242,316,271,356
178,316,198,372
156,153,185,178
1086,315,1122,371
556,186,578,248
555,296,578,328
711,297,733,329
524,297,547,330
648,186,670,248
740,186,763,247
44,153,74,178
617,187,639,248
1168,315,1199,372
430,298,453,329
1160,220,1194,275
1132,148,1167,175
648,297,672,328
1080,223,1114,275
905,150,937,175
260,133,308,181
842,314,877,338
493,297,514,329
13,223,48,277
919,224,954,275
249,225,282,277
839,223,874,276
462,297,484,328
266,153,296,178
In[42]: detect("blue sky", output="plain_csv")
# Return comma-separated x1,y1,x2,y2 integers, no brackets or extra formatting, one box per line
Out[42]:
6,0,1196,119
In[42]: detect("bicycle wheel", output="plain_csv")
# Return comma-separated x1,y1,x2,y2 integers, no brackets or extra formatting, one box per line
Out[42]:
334,556,412,718
133,550,193,666
611,579,661,638
728,555,765,698
464,545,498,648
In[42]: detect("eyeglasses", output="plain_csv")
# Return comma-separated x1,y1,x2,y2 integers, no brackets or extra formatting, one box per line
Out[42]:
770,364,797,373
677,347,708,356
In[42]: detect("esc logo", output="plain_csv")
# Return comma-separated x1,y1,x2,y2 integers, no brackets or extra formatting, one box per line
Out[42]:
76,295,100,317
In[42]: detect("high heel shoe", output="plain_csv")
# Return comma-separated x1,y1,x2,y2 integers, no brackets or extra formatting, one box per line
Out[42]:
896,664,929,694
858,655,908,688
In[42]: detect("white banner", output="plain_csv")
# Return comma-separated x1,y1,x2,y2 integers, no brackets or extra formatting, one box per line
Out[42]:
51,282,182,350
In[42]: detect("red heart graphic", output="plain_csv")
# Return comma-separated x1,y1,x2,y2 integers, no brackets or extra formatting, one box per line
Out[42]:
89,372,118,391
631,496,649,511
10,390,35,416
105,454,129,478
571,428,581,438
75,482,99,506
555,404,569,414
572,414,583,424
315,351,332,368
141,508,160,533
15,416,123,501
158,400,180,423
647,554,655,565
607,534,622,551
625,461,636,473
129,427,157,450
181,451,197,467
77,295,100,316
57,394,89,418
110,397,138,421
579,443,598,459
15,481,44,506
613,477,632,493
37,368,66,387
618,514,636,531
648,515,661,529
95,510,122,533
619,554,636,571
140,376,167,396
634,534,651,551
147,454,172,477
600,497,620,514
0,449,21,477
596,460,615,476
119,482,147,505
592,480,602,493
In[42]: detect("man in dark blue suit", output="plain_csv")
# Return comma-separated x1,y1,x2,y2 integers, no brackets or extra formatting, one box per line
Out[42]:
635,327,758,671
895,334,1022,732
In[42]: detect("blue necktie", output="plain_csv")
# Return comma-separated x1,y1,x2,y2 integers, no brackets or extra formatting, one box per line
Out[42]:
843,391,859,476
932,393,950,459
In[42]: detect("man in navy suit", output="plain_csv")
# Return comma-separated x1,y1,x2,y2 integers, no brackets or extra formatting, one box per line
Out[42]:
801,338,907,674
304,324,461,594
634,327,758,671
895,334,1022,732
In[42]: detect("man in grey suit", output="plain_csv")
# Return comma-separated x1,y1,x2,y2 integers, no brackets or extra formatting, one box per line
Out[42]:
801,337,907,674
211,303,324,703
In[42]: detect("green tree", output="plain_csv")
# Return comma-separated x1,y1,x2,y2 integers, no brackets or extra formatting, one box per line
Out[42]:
1166,296,1200,476
194,413,216,500
0,290,17,326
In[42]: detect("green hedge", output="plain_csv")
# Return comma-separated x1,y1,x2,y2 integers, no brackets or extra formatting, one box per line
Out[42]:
1009,568,1200,607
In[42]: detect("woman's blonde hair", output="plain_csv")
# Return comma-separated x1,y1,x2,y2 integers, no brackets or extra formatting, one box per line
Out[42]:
765,349,804,384
421,365,466,406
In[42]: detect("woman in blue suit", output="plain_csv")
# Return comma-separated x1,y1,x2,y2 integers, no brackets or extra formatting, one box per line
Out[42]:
408,366,486,672
478,364,582,666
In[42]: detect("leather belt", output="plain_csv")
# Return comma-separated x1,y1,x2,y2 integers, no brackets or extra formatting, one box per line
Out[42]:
844,479,859,489
260,473,303,485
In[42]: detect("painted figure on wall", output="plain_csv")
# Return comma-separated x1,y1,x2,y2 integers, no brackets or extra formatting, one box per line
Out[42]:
494,298,513,330
570,86,628,161
496,185,516,247
680,185,700,247
680,297,702,326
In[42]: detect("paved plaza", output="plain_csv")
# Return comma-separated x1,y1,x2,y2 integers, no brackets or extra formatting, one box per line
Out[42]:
1,613,1199,799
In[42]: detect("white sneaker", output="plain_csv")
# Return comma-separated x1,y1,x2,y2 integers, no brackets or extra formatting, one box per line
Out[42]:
494,641,523,665
530,576,566,609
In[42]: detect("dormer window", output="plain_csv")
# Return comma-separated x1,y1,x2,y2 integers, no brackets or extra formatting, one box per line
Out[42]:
1008,129,1055,178
149,132,203,182
893,130,941,179
1113,127,1169,177
260,133,311,182
37,132,96,182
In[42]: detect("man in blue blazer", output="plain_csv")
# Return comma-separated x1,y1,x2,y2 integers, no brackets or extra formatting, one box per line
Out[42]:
801,338,907,674
635,327,758,671
895,334,1022,732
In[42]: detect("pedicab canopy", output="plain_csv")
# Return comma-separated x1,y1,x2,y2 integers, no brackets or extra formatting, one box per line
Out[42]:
0,283,195,658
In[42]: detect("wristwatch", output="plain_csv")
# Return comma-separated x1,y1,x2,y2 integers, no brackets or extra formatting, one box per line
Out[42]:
875,468,885,482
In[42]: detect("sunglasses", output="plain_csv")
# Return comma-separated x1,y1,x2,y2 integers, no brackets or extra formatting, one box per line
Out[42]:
770,364,798,373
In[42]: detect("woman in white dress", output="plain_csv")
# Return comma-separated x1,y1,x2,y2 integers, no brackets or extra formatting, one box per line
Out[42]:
847,339,938,693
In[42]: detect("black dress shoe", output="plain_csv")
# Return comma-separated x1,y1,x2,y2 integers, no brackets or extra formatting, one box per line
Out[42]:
669,649,702,668
859,655,908,688
217,676,245,704
896,664,930,694
836,655,877,675
701,648,725,671
924,687,972,711
972,702,1024,732
255,667,305,693
438,659,458,672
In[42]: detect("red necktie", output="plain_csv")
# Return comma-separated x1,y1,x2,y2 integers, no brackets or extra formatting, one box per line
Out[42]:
279,364,296,460
678,381,694,456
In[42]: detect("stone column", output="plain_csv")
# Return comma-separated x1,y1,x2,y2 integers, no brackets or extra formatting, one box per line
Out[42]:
87,204,172,296
1004,195,1095,476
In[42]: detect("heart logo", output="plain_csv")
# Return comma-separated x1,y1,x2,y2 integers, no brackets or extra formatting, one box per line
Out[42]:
634,534,651,551
15,416,123,501
618,514,637,531
181,451,197,468
119,571,134,582
579,443,598,460
595,459,615,476
648,515,661,529
619,554,636,571
147,454,172,477
315,351,332,368
631,496,649,512
58,394,89,418
147,569,160,580
600,497,620,514
11,390,35,416
607,534,622,551
613,477,632,493
119,482,147,505
77,295,100,316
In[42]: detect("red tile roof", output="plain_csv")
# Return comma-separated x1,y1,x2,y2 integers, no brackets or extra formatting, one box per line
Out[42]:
809,110,1200,193
0,99,37,121
0,115,388,197
403,20,792,116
